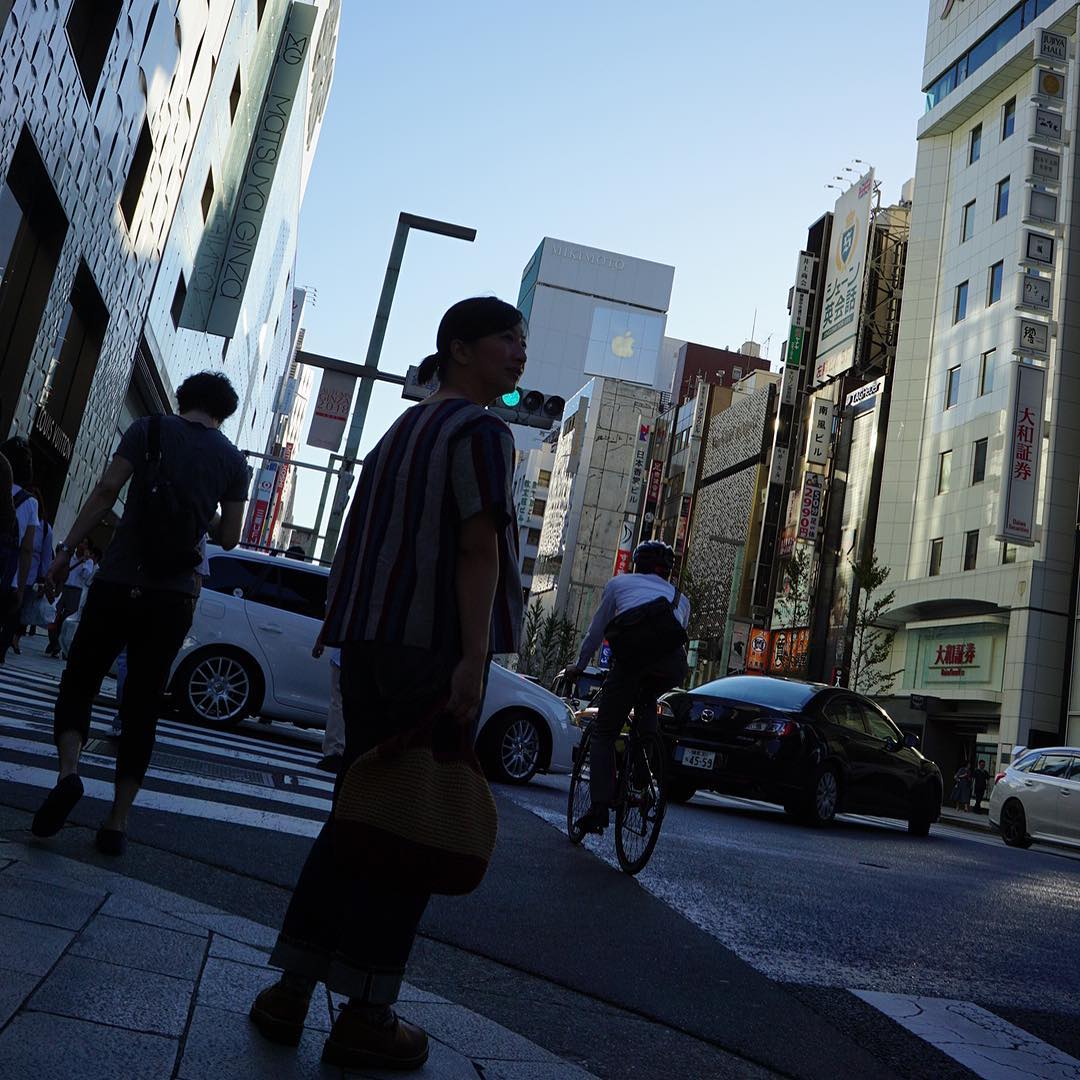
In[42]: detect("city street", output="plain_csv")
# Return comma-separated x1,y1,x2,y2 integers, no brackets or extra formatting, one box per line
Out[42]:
1,641,1078,1078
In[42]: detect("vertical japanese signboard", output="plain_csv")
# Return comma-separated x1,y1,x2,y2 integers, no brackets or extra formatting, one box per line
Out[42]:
307,369,356,451
624,421,650,517
798,472,824,541
246,464,279,545
814,170,875,386
613,520,634,576
806,396,834,465
996,362,1045,546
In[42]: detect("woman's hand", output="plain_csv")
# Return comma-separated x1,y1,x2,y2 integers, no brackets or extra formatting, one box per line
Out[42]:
45,550,71,592
446,655,486,727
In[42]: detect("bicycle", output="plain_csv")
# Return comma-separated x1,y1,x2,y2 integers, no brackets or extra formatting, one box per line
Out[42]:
566,694,669,875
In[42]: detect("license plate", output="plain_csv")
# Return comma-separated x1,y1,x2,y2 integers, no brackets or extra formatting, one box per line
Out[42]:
678,747,717,771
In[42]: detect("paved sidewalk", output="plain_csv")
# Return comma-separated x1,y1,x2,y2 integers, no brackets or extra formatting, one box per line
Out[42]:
0,839,595,1079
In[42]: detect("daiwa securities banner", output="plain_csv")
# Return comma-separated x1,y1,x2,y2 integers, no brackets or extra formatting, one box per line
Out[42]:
814,170,875,386
307,369,355,451
996,361,1046,546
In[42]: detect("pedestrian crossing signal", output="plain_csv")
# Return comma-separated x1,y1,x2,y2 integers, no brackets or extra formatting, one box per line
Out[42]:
490,388,565,429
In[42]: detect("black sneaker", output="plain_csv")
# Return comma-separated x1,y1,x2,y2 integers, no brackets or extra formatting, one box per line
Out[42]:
574,806,610,834
317,753,343,774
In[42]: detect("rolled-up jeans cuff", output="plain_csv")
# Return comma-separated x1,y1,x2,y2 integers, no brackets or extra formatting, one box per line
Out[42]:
269,938,403,1005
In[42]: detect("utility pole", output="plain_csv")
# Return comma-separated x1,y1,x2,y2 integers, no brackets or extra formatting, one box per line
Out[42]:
318,212,475,561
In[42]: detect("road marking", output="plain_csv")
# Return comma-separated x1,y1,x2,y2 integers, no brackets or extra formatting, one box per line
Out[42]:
853,991,1080,1079
0,760,322,838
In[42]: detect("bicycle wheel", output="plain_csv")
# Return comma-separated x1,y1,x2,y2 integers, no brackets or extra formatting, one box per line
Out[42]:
615,731,667,874
566,726,594,845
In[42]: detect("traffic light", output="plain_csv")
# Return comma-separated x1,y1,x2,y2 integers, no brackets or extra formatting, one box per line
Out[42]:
489,388,566,429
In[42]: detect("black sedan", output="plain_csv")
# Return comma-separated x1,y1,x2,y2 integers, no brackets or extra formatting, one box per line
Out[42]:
657,676,943,835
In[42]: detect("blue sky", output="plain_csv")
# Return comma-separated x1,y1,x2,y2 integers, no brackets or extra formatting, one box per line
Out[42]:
289,1,929,528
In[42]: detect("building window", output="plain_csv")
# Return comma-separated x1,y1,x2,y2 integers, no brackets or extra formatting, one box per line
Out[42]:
1002,542,1017,565
979,349,996,396
969,123,982,165
937,450,952,494
1002,97,1016,139
988,261,1003,305
961,200,976,242
65,0,122,101
954,281,969,323
945,366,961,410
119,119,153,229
537,469,552,487
522,556,536,576
526,527,542,546
964,529,979,571
229,69,242,121
996,177,1010,221
972,438,988,484
531,498,546,517
929,538,944,577
200,170,214,221
170,274,186,328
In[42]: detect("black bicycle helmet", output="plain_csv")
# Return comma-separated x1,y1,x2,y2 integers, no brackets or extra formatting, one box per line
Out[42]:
632,540,675,576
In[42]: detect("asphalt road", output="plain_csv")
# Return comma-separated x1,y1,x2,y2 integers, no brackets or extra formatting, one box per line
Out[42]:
3,661,1079,1079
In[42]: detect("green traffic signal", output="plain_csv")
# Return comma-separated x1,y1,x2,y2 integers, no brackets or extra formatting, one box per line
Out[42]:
501,389,522,407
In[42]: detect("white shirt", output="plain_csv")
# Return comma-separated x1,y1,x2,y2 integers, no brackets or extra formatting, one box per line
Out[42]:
67,556,96,591
9,485,40,588
196,535,210,577
577,572,691,668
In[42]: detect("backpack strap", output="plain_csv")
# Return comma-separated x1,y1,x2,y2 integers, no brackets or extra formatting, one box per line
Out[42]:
12,490,30,509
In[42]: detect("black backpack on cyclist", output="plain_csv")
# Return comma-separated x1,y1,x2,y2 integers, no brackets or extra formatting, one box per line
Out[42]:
604,588,688,667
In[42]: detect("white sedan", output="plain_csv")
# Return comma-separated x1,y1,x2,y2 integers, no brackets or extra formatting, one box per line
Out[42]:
63,546,579,785
989,746,1080,850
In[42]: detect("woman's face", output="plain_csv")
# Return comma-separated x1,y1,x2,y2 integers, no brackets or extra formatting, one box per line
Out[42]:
457,322,527,399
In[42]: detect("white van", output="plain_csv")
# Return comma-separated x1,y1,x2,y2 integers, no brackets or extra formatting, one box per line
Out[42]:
63,546,579,784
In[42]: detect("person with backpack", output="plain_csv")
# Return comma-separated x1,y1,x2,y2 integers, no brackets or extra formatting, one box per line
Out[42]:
564,540,690,835
0,437,40,665
31,372,249,855
12,484,54,653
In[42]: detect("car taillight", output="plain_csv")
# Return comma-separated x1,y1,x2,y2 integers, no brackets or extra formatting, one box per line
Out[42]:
994,771,1006,784
744,718,798,737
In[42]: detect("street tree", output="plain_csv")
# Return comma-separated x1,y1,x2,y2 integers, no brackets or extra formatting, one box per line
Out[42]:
518,602,578,686
849,550,900,697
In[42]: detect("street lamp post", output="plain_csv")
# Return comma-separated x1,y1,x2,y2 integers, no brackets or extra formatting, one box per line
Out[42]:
319,212,476,561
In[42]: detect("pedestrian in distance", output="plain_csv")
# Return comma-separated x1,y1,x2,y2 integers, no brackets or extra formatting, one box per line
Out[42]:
13,484,54,654
31,372,248,856
0,437,39,665
951,762,972,812
249,296,524,1072
564,540,690,834
972,759,990,812
44,539,95,658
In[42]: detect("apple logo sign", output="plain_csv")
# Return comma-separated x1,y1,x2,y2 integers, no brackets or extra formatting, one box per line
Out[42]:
611,331,635,359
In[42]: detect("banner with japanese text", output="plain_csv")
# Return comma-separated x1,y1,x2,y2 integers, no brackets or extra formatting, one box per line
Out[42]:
996,361,1045,546
814,169,875,386
307,369,355,451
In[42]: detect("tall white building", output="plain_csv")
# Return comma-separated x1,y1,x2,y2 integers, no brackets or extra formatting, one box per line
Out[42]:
0,0,338,537
512,238,676,450
876,0,1076,778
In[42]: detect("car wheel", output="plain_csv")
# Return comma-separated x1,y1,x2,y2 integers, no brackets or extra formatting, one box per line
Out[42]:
176,651,262,728
667,781,698,804
482,711,543,785
1000,798,1033,848
803,766,840,826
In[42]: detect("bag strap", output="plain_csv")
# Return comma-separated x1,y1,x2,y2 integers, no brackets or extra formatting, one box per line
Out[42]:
12,490,30,509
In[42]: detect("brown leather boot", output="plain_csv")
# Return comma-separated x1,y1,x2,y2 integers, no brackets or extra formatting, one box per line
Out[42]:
321,1004,429,1071
249,979,313,1047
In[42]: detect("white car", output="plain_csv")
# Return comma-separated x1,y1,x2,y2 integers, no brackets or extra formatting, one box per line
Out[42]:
989,745,1080,850
66,546,579,784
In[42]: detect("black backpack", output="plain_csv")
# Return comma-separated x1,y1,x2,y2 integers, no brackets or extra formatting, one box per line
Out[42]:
604,586,689,667
0,490,31,589
136,415,201,579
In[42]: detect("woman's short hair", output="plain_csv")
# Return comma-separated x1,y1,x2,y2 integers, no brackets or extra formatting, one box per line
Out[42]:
176,371,240,421
0,436,33,487
417,297,524,385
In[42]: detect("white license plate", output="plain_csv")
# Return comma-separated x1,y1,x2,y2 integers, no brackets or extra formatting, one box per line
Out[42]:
680,748,716,771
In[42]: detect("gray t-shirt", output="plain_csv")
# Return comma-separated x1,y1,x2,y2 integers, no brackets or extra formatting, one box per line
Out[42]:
96,415,248,595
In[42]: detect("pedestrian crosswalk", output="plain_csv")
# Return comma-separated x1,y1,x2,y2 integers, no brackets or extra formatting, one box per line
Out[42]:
0,655,334,838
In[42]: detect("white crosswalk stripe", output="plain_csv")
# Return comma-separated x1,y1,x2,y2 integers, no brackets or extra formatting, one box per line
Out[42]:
0,656,334,838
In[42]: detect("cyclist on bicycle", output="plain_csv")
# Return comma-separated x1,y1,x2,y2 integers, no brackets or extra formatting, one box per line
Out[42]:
565,540,690,834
